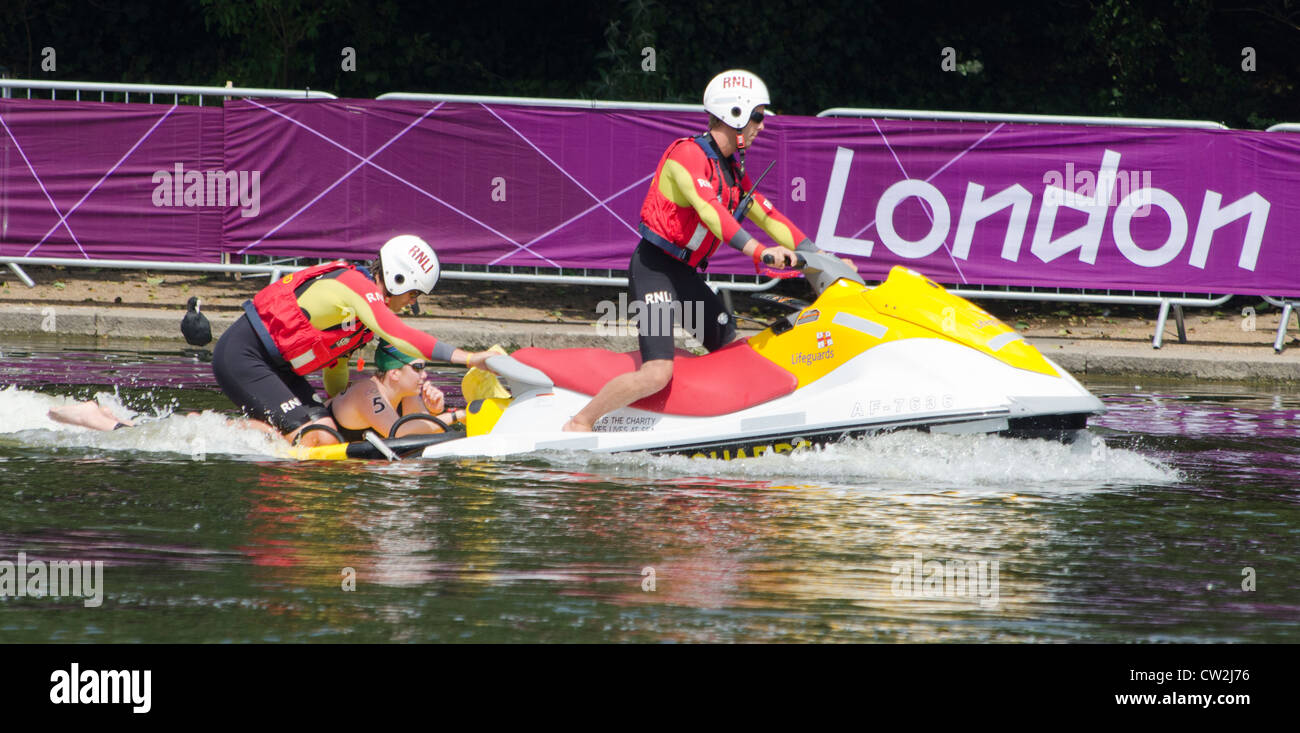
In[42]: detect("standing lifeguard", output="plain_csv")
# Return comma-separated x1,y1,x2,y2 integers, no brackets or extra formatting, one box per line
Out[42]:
564,70,841,432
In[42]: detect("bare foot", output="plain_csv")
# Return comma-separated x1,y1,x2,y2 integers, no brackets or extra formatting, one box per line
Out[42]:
562,417,592,432
48,401,132,432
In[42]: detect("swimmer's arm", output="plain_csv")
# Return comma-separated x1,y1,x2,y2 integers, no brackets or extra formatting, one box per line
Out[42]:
394,395,440,435
398,394,426,417
394,391,460,436
393,384,446,435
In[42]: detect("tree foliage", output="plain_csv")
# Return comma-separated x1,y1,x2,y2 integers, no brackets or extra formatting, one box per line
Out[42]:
0,0,1295,128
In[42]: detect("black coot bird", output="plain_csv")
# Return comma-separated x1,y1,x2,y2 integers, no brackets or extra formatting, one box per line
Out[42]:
181,296,212,346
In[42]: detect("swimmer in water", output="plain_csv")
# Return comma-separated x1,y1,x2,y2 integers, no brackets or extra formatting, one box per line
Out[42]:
48,338,461,442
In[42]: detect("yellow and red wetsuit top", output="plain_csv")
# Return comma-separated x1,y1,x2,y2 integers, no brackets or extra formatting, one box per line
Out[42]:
246,261,452,397
639,133,811,268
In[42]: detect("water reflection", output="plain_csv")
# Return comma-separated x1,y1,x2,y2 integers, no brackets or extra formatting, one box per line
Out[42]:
0,348,1297,642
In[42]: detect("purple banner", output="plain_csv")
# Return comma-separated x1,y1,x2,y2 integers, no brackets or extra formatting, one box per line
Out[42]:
3,97,1298,296
0,99,223,261
225,100,1300,295
222,99,734,269
781,118,1300,296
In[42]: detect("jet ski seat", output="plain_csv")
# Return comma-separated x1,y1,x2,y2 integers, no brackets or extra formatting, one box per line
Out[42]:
512,341,797,417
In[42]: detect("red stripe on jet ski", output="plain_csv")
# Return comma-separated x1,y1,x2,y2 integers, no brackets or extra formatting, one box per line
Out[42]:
513,341,797,417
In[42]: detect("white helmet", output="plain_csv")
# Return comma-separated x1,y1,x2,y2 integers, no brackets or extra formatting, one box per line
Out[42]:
378,234,440,295
703,69,770,130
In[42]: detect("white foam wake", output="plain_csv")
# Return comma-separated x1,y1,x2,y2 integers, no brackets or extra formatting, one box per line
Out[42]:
0,385,285,458
543,429,1180,493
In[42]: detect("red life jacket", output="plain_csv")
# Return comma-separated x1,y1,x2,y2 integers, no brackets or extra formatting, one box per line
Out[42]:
639,134,745,268
249,260,375,374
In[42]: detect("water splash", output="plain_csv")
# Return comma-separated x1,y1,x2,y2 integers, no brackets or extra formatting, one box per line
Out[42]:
0,382,1183,483
542,429,1179,493
0,386,284,458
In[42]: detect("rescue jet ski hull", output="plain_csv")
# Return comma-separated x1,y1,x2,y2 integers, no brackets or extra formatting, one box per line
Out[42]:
419,262,1104,461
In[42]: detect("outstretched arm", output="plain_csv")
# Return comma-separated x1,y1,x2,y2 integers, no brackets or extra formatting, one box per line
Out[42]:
328,272,497,368
393,384,460,435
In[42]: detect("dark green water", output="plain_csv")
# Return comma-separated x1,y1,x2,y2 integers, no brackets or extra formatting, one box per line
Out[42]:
0,342,1296,642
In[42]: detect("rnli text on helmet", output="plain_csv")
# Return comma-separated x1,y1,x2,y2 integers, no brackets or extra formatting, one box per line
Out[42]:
722,76,753,89
408,244,436,273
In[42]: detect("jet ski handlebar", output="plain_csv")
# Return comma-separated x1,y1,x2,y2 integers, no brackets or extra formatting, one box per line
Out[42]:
762,249,866,296
761,251,807,269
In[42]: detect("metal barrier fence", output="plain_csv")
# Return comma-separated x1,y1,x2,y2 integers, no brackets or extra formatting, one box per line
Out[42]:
816,106,1228,130
0,255,305,282
0,78,336,104
375,91,702,113
1262,124,1300,351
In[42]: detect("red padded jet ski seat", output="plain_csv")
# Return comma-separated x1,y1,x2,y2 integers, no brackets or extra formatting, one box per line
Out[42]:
511,341,797,417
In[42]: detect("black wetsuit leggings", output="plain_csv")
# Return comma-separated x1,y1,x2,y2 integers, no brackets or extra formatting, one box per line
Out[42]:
629,240,735,362
211,314,328,433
